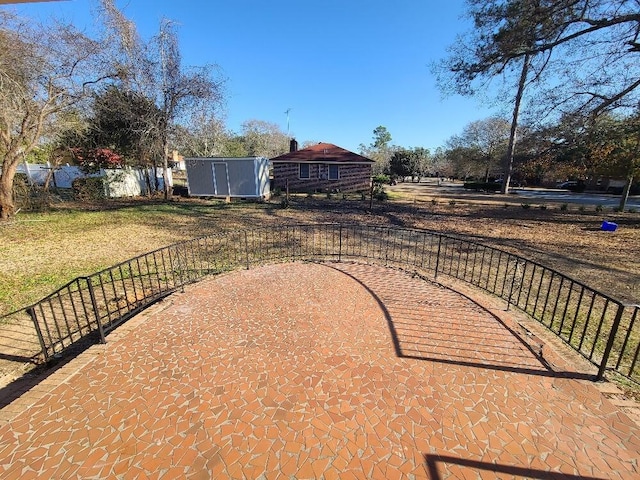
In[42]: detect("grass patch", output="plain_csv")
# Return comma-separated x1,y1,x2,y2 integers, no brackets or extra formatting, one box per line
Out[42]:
1,194,639,315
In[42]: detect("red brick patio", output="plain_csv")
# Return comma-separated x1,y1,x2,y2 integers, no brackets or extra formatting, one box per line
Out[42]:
0,262,638,479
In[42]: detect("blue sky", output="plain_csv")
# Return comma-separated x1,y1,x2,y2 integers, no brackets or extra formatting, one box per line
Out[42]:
7,0,497,153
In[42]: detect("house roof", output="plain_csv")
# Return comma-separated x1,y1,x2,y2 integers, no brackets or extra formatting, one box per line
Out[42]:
271,143,374,164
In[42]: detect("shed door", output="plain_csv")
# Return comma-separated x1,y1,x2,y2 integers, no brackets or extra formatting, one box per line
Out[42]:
212,163,230,196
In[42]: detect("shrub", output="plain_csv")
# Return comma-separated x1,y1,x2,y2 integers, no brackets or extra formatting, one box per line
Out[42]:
431,198,438,205
12,173,30,201
11,174,52,212
539,204,547,210
72,177,105,201
373,174,391,185
578,205,585,213
72,147,124,174
560,203,568,211
374,190,388,201
595,204,603,212
521,203,530,209
371,175,389,201
449,199,457,206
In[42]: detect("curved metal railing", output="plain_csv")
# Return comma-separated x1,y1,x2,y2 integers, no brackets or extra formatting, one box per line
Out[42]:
1,224,638,384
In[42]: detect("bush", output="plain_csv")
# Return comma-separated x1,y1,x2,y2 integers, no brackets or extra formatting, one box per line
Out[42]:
539,204,547,210
374,190,388,201
373,174,391,185
12,173,30,201
371,174,389,201
595,204,603,212
449,199,457,206
560,203,569,211
12,173,50,212
521,203,531,209
72,177,105,201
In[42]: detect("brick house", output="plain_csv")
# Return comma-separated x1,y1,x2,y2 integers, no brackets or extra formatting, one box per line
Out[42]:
271,141,374,193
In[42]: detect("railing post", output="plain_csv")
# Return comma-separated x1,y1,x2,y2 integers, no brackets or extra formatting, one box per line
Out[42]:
596,303,625,381
338,224,343,262
506,258,516,312
384,229,390,264
434,235,442,280
27,306,49,362
244,231,250,270
85,277,106,344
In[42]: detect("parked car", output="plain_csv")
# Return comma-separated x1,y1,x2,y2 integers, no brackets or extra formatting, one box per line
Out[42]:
556,180,577,189
556,180,585,192
493,178,524,187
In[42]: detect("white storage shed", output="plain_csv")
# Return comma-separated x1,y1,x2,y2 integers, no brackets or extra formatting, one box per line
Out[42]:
185,156,270,200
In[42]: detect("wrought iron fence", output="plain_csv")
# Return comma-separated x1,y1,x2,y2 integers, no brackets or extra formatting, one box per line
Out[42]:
1,224,638,384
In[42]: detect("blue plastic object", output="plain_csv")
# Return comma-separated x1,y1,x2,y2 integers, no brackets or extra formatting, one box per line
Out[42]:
601,221,618,232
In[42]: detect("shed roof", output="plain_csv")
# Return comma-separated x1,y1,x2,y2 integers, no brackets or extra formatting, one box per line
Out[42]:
271,143,374,164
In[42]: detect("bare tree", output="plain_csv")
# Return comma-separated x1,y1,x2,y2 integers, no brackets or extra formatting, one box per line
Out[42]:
98,1,225,199
172,113,228,158
435,0,640,193
239,119,290,158
155,20,225,197
448,117,511,181
0,12,111,219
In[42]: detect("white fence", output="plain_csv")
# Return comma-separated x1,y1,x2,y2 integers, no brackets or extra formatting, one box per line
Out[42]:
15,163,172,198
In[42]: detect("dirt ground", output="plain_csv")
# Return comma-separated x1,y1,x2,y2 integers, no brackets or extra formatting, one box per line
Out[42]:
384,182,640,304
0,182,638,395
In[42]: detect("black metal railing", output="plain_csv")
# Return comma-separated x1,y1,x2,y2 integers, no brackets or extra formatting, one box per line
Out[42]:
1,224,638,384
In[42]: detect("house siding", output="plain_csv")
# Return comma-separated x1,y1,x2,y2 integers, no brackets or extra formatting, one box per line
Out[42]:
272,163,372,193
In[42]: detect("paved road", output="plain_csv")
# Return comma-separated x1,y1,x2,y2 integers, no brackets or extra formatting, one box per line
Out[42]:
510,188,640,208
389,181,640,209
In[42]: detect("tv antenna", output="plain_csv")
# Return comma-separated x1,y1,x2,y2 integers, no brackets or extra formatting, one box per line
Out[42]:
284,108,292,137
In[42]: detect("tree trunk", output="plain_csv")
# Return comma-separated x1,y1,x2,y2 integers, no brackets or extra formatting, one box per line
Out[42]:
0,180,15,220
502,54,530,195
0,154,21,220
618,173,634,211
144,167,152,196
162,141,171,200
43,161,55,191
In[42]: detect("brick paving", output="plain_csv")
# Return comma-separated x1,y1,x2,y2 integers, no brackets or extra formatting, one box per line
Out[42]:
0,261,638,479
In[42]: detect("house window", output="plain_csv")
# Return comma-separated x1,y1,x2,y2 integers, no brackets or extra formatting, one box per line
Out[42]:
299,163,310,179
328,164,339,180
